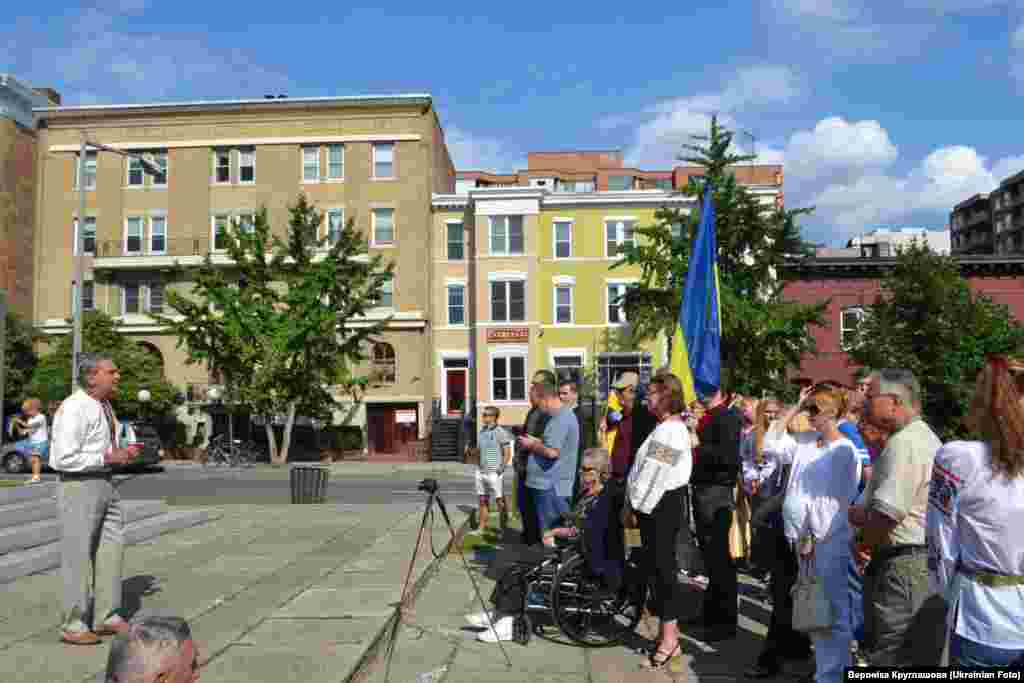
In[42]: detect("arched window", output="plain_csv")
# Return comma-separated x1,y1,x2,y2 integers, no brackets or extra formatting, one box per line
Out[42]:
137,341,165,375
371,342,396,385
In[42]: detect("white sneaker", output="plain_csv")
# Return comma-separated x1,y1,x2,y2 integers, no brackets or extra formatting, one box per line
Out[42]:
465,610,495,628
477,615,515,643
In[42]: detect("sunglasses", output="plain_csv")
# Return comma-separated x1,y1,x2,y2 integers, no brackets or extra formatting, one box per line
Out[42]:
805,405,823,418
581,467,596,473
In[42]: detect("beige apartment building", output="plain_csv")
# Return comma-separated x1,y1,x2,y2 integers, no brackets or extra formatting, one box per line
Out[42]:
33,94,454,454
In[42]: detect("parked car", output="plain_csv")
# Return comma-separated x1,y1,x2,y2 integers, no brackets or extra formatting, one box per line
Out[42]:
0,420,162,474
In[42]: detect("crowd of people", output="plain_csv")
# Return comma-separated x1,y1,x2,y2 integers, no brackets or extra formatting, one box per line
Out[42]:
466,359,1024,677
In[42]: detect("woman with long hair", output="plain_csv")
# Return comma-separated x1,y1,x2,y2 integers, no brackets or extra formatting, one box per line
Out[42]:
623,373,693,670
926,356,1024,668
781,386,860,683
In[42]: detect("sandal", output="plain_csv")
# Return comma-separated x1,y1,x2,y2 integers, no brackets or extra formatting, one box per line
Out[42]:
641,642,681,670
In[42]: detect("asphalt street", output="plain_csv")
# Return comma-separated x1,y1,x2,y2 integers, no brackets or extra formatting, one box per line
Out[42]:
4,464,506,508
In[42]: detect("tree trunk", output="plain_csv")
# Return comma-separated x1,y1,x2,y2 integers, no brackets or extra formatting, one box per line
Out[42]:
278,401,298,464
265,420,280,465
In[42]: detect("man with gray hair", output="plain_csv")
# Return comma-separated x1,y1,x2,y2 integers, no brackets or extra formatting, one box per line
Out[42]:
852,368,947,666
105,615,200,682
51,354,143,645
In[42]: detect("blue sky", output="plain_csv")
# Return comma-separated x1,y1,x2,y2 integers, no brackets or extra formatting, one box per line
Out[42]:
6,0,1024,245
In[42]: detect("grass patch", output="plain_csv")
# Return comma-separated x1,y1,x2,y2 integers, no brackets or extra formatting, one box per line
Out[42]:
460,526,501,554
0,480,23,487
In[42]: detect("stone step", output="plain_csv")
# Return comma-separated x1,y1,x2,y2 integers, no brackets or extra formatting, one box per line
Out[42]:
0,508,222,584
0,500,170,556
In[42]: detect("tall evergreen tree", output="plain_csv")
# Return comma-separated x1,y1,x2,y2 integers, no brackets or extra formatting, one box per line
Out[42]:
617,117,824,395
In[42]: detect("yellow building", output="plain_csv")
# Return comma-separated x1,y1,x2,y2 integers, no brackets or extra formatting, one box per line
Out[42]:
431,187,693,427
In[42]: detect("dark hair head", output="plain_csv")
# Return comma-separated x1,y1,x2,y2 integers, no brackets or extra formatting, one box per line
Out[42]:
649,373,686,415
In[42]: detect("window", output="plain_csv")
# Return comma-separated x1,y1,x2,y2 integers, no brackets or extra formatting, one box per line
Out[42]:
127,157,144,186
447,223,464,260
372,208,395,246
326,209,344,246
75,151,97,190
125,217,144,254
151,151,168,186
447,284,465,325
554,221,572,258
491,280,525,322
654,178,674,191
489,216,524,255
302,147,319,182
81,281,95,311
607,283,632,324
74,217,96,255
492,355,527,402
670,222,684,241
555,285,573,324
597,352,652,400
213,150,231,184
123,283,141,314
841,307,865,349
238,148,255,184
552,354,584,383
608,175,633,191
150,215,167,253
605,219,636,258
373,143,394,179
212,215,230,251
149,282,165,314
371,342,396,385
327,145,344,180
237,212,256,234
377,275,394,308
555,180,594,193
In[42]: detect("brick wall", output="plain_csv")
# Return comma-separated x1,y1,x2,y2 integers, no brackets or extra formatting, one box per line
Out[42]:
0,118,36,317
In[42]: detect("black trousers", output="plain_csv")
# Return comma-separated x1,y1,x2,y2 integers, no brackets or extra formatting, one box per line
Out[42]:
637,487,685,623
758,524,811,664
692,484,738,628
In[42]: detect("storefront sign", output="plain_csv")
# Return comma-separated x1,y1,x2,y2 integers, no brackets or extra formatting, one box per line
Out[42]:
487,327,529,343
395,409,417,424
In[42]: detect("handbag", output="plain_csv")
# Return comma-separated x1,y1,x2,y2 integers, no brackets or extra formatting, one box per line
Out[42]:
791,541,834,635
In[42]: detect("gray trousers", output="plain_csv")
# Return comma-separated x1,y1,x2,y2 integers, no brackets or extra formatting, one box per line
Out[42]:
863,548,947,666
58,479,124,632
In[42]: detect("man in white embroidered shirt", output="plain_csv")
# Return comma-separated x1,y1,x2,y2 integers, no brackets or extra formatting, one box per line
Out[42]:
51,353,142,646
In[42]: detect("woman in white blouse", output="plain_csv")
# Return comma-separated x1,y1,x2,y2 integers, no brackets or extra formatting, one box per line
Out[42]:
781,386,860,683
927,356,1024,668
623,372,693,670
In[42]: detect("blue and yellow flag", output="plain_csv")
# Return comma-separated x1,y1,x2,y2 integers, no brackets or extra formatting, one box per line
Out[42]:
670,184,722,405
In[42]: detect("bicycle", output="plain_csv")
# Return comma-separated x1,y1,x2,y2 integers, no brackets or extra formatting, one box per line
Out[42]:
204,434,266,467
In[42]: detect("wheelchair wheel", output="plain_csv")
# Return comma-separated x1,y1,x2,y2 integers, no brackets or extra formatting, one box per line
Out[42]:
550,552,644,647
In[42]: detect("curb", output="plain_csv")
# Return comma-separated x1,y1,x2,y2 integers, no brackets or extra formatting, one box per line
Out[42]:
159,461,471,475
344,512,472,683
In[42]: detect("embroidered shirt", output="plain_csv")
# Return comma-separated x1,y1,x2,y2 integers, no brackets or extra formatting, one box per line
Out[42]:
627,420,692,514
926,440,1024,649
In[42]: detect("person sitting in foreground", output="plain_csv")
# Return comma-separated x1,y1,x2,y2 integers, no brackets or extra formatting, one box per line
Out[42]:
467,448,625,643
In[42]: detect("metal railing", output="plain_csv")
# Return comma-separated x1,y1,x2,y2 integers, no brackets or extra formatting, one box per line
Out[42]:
96,238,205,258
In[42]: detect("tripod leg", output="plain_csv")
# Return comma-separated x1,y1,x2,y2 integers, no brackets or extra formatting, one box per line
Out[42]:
434,494,513,668
383,492,435,683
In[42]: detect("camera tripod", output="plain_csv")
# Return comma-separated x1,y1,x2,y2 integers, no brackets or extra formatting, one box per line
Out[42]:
381,477,512,682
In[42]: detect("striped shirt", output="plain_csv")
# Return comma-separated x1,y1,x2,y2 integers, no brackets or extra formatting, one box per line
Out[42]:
478,425,512,473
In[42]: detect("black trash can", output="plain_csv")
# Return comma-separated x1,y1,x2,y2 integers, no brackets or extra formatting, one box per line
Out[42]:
290,465,329,504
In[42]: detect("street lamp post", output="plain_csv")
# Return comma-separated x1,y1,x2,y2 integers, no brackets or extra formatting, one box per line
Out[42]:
73,134,163,390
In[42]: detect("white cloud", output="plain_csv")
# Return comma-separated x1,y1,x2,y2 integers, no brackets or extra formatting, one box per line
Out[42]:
1014,23,1024,49
443,125,525,173
785,117,898,185
772,0,858,22
612,65,802,167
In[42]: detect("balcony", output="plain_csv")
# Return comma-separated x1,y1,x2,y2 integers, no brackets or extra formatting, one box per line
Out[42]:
93,238,225,271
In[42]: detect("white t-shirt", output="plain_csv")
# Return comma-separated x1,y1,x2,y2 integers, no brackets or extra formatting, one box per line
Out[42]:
781,433,860,544
24,414,48,444
627,419,693,514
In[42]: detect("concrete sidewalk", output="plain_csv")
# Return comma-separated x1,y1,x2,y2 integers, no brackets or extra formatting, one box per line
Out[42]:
161,460,473,476
0,501,470,683
358,527,816,683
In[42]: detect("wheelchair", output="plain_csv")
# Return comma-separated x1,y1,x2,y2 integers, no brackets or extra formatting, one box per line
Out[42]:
500,535,647,648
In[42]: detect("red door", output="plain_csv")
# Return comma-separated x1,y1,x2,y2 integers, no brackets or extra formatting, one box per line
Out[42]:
368,407,396,454
446,369,467,415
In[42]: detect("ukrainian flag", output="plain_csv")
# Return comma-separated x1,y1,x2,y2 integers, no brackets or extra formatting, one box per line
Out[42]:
670,184,722,405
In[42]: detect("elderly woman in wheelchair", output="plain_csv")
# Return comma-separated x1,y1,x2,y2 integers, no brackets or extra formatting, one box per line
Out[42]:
466,448,646,645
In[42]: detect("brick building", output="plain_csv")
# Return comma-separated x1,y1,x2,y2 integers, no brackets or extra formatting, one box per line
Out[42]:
781,255,1024,385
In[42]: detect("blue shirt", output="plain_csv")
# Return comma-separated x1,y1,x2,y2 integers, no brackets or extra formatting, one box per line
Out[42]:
526,407,579,493
838,420,871,497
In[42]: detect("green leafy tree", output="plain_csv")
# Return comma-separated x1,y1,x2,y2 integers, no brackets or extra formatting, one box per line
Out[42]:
25,311,178,417
846,243,1024,440
4,311,40,409
617,117,825,396
158,194,391,464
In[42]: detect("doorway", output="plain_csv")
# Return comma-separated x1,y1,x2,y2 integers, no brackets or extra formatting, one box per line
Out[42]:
366,403,420,455
443,358,469,416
